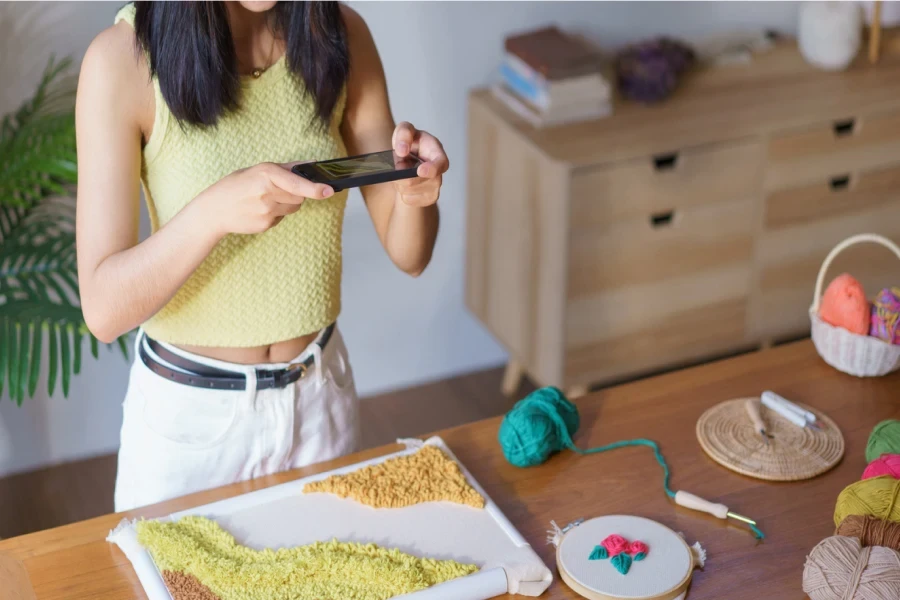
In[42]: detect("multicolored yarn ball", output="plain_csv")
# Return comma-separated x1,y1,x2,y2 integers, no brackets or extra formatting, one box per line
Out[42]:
866,420,900,463
819,273,870,335
870,287,900,344
863,454,900,481
833,476,900,528
615,37,695,103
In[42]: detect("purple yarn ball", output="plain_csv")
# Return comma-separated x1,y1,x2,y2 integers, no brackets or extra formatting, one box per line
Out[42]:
616,37,695,104
870,287,900,344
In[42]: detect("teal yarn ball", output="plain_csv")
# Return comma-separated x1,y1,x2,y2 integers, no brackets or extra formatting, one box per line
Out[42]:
866,420,900,463
498,387,580,467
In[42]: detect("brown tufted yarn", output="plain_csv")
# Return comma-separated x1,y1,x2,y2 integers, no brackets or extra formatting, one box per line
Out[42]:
837,515,900,552
803,536,900,600
162,570,221,600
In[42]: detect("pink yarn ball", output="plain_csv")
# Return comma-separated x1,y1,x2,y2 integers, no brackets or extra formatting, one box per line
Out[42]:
819,273,870,335
863,453,900,480
629,541,649,556
601,534,629,556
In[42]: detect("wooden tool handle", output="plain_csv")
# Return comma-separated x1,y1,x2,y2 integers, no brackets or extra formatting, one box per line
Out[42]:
744,398,766,434
674,491,729,519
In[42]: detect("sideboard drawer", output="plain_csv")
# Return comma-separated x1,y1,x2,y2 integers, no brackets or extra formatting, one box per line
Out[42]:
765,162,900,230
568,196,756,299
752,201,900,339
572,139,762,230
766,110,900,190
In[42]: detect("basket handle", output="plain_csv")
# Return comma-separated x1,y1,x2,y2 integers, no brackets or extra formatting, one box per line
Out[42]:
811,233,900,312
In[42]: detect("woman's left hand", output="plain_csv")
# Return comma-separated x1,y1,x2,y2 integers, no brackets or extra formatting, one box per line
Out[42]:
392,122,449,207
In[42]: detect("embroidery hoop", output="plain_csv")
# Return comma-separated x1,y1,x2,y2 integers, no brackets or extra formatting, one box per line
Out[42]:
553,516,703,600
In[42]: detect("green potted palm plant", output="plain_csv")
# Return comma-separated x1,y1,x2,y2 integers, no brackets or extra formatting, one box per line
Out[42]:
0,55,127,405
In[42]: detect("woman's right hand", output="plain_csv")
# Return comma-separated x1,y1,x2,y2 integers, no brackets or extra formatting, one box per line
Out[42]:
199,162,334,236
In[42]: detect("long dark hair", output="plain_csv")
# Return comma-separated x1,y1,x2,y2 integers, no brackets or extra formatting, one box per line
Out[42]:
132,1,349,128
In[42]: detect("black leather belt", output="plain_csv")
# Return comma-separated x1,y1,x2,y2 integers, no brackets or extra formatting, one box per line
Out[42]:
138,324,335,391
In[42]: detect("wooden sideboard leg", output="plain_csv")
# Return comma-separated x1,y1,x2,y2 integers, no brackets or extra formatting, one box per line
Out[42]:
870,0,883,64
567,385,589,400
501,360,524,397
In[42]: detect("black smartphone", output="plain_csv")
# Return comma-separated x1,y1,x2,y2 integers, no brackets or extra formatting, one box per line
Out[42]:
291,150,423,192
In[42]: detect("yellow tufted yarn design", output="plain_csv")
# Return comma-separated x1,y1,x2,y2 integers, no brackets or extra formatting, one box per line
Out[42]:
136,516,478,600
115,4,348,347
303,445,486,509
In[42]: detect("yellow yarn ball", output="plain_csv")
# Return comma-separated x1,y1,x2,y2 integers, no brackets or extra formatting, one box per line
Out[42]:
834,476,900,528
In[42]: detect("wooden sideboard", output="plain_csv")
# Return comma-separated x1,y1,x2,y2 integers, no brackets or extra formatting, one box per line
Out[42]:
466,37,900,398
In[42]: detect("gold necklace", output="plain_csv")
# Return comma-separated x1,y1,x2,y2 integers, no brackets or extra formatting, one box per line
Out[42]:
251,30,277,79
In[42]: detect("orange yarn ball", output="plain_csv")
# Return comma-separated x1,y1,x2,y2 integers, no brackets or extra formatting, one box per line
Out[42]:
819,273,870,335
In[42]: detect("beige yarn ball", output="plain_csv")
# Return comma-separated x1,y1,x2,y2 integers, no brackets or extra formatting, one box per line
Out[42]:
803,536,900,599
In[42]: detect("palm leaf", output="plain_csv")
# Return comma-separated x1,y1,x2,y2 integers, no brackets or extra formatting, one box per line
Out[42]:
0,317,6,396
0,56,76,209
60,323,70,397
47,319,57,396
16,321,27,406
0,54,130,402
28,319,41,398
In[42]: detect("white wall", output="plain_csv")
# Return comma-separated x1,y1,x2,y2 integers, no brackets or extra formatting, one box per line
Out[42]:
0,1,801,477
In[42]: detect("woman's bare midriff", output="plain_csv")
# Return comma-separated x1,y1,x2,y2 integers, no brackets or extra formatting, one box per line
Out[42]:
174,330,320,365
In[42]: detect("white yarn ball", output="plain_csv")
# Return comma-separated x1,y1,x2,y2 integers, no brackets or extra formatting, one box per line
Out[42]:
798,1,863,71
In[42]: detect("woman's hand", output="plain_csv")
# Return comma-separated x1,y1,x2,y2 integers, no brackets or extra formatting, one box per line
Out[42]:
391,122,449,207
198,162,335,236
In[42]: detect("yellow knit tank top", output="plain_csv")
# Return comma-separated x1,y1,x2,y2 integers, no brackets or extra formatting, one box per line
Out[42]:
115,4,348,347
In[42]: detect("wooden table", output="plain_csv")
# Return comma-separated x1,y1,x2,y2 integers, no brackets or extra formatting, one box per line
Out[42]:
2,340,898,600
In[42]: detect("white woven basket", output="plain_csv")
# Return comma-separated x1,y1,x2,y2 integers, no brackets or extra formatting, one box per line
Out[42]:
809,233,900,377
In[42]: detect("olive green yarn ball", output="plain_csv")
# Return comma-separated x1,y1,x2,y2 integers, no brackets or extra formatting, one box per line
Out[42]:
866,420,900,463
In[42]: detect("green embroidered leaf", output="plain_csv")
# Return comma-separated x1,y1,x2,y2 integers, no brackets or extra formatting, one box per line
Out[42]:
47,322,57,396
60,324,70,397
611,552,632,575
588,545,608,561
28,319,42,398
633,552,647,561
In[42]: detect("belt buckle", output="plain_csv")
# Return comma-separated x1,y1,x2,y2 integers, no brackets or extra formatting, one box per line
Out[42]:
258,362,306,389
284,361,307,379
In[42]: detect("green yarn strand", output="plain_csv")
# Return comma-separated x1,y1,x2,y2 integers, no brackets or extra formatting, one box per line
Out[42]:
498,386,764,540
574,438,676,499
498,387,675,496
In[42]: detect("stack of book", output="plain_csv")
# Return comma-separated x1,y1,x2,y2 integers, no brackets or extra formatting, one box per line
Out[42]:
492,26,612,128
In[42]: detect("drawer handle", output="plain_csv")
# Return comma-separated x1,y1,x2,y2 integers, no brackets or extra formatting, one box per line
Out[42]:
653,153,679,171
650,210,675,228
829,174,852,191
833,118,856,137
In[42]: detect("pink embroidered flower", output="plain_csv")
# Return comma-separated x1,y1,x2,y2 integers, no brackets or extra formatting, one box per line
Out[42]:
628,541,648,556
601,534,629,556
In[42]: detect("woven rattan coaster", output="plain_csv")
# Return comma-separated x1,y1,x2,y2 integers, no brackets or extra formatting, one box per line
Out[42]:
696,397,844,481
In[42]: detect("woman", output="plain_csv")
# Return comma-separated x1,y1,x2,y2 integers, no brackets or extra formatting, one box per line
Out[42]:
75,1,447,512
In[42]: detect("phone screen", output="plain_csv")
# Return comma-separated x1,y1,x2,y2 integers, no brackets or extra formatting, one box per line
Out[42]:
311,150,420,181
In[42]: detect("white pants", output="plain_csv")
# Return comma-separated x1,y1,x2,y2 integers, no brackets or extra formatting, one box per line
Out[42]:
114,327,360,512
